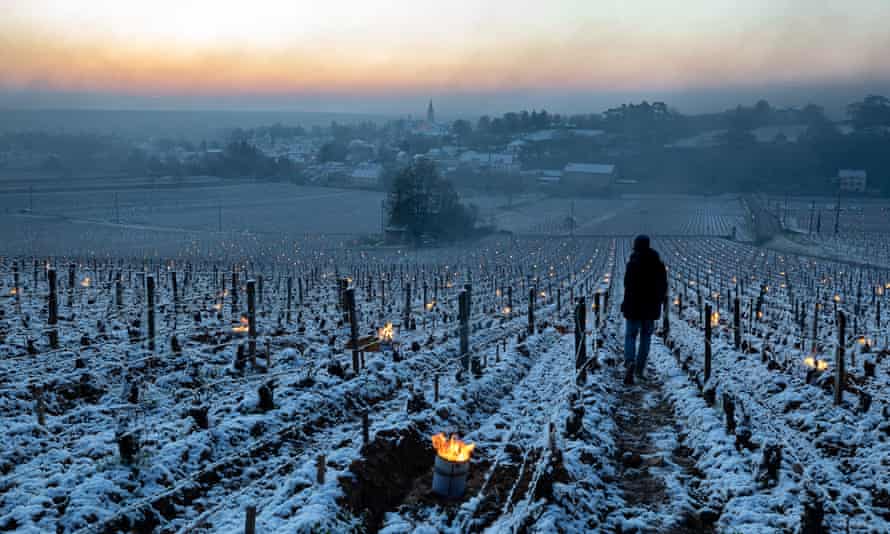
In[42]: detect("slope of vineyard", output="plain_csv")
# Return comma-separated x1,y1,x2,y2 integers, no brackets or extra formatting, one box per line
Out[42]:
1,196,888,533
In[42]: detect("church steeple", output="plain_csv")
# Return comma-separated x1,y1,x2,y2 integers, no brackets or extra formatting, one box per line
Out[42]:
426,99,435,123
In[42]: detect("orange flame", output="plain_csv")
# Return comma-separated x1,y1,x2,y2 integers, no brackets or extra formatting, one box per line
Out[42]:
432,433,475,462
803,356,828,371
232,316,249,333
378,322,394,342
81,277,91,287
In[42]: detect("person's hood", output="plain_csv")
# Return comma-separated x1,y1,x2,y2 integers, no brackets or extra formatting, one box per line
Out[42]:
633,234,651,252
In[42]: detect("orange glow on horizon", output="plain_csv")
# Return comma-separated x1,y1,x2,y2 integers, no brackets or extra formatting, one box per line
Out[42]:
1,1,888,100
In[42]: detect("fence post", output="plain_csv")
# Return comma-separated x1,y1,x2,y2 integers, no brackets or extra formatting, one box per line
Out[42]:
286,276,293,323
459,290,469,373
594,292,601,329
835,311,846,406
147,275,156,351
115,273,123,314
528,287,536,335
811,302,819,353
403,282,412,325
704,303,712,382
12,262,20,304
47,268,58,348
346,288,359,374
67,263,75,307
245,505,256,534
316,454,326,485
574,297,587,383
171,270,178,315
247,280,257,364
733,297,741,350
232,268,240,317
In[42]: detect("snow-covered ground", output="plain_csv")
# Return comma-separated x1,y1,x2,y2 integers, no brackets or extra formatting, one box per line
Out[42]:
1,197,888,533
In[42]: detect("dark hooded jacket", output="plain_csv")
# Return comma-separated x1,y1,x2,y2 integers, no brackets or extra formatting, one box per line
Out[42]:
622,240,668,321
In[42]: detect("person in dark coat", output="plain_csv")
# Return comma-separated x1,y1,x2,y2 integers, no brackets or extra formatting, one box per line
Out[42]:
621,234,667,384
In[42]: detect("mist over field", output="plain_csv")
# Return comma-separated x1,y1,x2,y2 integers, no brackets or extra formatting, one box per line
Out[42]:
1,2,889,533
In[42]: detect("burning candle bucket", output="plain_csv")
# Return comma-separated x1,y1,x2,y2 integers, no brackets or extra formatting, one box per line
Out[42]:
431,432,474,499
432,455,469,498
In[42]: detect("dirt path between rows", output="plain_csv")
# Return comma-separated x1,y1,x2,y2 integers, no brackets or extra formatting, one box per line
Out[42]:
609,342,716,534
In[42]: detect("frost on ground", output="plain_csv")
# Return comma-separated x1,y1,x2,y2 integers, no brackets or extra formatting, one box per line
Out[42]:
1,199,889,533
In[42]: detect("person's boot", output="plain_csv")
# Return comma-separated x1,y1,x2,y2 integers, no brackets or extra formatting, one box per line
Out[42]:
624,366,635,385
635,366,645,381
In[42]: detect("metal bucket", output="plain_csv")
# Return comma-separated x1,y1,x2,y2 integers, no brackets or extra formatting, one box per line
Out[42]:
432,455,469,498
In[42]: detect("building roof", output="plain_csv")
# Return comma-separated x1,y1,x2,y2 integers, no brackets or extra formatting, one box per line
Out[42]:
459,151,514,165
838,169,867,178
523,129,557,142
564,163,615,175
570,129,605,137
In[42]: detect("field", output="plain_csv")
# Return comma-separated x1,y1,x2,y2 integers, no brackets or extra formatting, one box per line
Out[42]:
1,184,889,533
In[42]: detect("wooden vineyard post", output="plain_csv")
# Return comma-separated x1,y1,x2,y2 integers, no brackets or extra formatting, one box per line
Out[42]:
258,275,264,314
147,275,156,351
67,263,75,307
403,282,411,325
594,292,601,329
662,294,670,340
247,280,257,364
835,311,846,406
286,276,293,324
231,268,239,316
811,302,819,353
508,286,513,316
298,277,303,306
316,454,326,485
338,278,348,314
704,303,712,382
47,268,58,348
459,290,470,374
528,287,536,335
245,505,256,534
115,273,123,314
574,297,587,383
171,270,178,315
733,297,741,350
464,283,472,316
12,261,19,305
434,374,439,402
557,287,561,317
346,288,359,374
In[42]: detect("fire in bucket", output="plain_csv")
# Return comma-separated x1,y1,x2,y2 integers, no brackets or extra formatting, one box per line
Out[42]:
431,433,475,498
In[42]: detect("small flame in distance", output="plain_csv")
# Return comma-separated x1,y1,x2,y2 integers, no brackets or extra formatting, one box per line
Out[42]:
378,322,394,342
232,316,249,333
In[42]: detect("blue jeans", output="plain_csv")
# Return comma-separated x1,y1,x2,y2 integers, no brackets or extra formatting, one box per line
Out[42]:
625,319,654,371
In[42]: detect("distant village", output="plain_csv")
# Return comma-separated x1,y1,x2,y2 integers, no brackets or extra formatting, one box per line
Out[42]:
2,96,887,196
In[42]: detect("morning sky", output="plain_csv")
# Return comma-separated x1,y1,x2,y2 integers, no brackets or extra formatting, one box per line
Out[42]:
2,0,889,114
